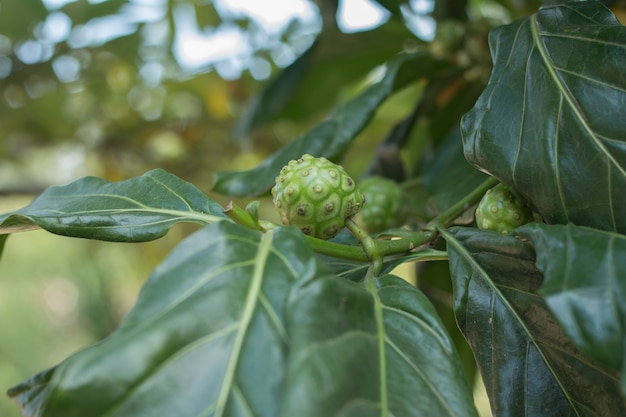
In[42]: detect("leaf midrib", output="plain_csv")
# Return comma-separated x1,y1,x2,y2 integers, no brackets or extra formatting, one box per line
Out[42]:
530,13,625,227
213,229,276,417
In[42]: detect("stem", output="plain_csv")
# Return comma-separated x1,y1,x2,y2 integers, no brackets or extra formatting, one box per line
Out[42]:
305,236,370,262
346,218,382,275
424,175,498,231
224,201,263,231
281,176,498,264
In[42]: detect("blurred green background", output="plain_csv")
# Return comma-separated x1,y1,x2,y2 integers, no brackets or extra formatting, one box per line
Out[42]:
1,0,624,416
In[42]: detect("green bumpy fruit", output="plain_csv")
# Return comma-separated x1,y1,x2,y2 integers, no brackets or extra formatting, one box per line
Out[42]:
475,183,534,234
355,176,408,233
272,154,365,239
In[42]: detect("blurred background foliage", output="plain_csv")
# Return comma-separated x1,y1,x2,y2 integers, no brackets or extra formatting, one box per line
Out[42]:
0,0,624,416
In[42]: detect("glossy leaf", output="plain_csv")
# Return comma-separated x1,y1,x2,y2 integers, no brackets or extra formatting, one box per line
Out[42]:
0,169,225,242
8,222,478,417
519,223,626,382
213,52,452,197
444,226,626,416
281,274,478,417
461,1,626,233
8,223,326,417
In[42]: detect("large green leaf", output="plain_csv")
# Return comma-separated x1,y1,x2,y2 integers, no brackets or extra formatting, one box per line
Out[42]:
8,222,476,416
8,223,325,417
280,274,478,417
461,1,626,233
519,223,626,386
0,169,225,242
444,226,626,416
235,19,419,136
213,52,452,197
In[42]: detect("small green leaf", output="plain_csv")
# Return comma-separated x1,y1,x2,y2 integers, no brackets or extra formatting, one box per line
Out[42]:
213,52,452,197
280,274,478,417
0,169,225,242
461,1,626,233
444,226,626,416
519,223,626,381
8,223,328,417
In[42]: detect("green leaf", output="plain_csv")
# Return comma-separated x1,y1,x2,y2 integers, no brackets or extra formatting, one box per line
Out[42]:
213,52,452,197
8,223,327,417
461,1,626,233
0,169,225,242
519,223,626,380
235,19,420,136
444,226,626,416
280,274,478,417
234,40,318,137
421,127,488,214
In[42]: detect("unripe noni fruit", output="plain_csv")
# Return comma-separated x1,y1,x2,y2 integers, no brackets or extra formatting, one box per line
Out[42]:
355,176,408,233
475,183,534,234
272,154,365,239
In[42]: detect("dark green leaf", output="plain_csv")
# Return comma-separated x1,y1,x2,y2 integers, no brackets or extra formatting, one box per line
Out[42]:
234,40,318,137
461,2,626,233
214,52,452,197
280,274,478,417
235,19,420,136
421,128,488,214
8,223,327,417
519,223,626,378
0,169,225,242
444,226,626,416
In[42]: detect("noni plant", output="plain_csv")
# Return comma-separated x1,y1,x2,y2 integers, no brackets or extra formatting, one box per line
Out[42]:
1,1,626,417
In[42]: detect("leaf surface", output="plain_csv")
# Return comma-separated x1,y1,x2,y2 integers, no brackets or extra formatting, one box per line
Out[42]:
519,223,626,386
280,274,478,417
8,222,477,417
421,127,488,214
0,169,225,242
461,2,626,233
213,52,452,197
444,226,626,416
8,223,325,417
